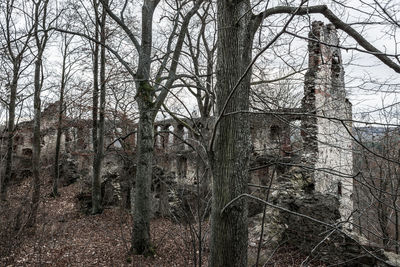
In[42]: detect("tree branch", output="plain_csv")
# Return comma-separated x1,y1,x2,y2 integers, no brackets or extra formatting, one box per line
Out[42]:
98,0,141,53
50,27,137,79
254,5,400,73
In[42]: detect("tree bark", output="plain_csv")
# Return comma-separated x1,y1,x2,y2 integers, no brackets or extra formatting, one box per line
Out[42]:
29,54,42,227
92,1,99,157
131,0,159,255
158,175,169,217
28,0,49,227
132,89,154,255
53,37,69,197
91,0,100,199
92,0,107,215
210,1,254,266
1,63,18,201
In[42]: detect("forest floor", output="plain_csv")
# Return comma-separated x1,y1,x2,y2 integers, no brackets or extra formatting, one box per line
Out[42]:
1,176,323,266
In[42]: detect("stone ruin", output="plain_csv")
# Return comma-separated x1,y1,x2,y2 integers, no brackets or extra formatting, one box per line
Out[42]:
247,22,397,266
1,21,399,265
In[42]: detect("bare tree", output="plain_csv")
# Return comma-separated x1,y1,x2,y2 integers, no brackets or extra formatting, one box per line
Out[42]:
53,33,75,197
208,2,255,266
91,0,107,215
94,0,205,255
28,0,50,227
0,0,34,201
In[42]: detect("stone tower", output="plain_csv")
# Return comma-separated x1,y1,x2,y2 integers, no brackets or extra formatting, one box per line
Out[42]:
302,21,353,223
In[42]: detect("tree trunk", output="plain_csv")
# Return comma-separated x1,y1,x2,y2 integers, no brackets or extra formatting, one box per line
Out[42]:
1,64,18,201
132,92,154,255
53,90,64,197
53,40,68,197
91,0,100,204
92,0,106,214
158,174,169,217
130,0,159,255
394,199,399,254
29,55,42,227
91,0,99,158
210,1,254,266
28,0,49,227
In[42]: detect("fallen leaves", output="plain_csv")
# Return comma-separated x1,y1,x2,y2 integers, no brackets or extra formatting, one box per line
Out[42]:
1,175,322,266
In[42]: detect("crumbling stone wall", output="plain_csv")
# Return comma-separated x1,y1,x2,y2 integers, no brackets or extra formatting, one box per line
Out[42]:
248,166,400,266
250,111,301,157
152,118,209,184
302,21,353,223
247,22,364,266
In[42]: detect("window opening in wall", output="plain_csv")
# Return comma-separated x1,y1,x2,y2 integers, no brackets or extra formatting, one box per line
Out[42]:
65,132,72,142
160,125,169,149
15,135,23,145
290,120,302,151
177,156,187,178
175,124,184,144
270,125,281,141
331,52,341,78
168,125,174,147
22,148,32,157
155,125,162,148
134,131,137,145
183,127,189,149
88,128,93,144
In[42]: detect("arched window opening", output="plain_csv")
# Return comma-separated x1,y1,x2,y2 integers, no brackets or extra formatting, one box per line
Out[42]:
337,181,342,196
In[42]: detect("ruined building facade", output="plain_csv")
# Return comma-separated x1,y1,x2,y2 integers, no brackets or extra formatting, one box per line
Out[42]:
302,22,353,222
0,21,353,222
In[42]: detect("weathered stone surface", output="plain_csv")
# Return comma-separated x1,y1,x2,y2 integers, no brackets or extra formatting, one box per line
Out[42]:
281,194,389,266
249,193,391,266
101,156,124,206
248,207,286,249
384,251,400,266
302,20,353,223
249,163,393,266
58,155,80,186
